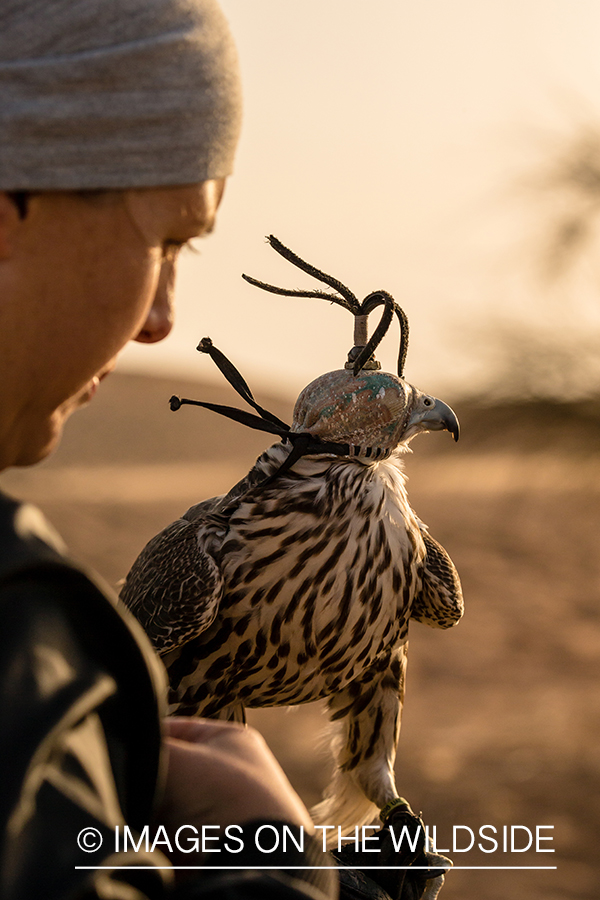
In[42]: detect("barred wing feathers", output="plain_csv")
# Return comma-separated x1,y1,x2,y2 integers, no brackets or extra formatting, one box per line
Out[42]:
120,517,223,654
411,528,464,629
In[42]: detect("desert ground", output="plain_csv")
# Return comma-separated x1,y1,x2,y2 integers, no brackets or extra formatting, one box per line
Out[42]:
2,372,599,900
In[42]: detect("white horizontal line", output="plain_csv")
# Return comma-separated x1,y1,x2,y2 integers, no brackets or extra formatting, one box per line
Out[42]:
75,865,558,871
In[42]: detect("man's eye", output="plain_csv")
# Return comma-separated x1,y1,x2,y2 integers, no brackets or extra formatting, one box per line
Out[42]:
162,240,186,261
162,239,199,261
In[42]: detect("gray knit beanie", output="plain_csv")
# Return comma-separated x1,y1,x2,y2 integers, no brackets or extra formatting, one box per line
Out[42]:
0,0,242,190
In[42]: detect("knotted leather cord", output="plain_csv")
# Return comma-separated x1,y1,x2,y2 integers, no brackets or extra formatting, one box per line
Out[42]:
169,338,391,485
351,290,409,378
241,236,410,377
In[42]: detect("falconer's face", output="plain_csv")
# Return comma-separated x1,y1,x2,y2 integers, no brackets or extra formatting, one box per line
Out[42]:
0,179,225,467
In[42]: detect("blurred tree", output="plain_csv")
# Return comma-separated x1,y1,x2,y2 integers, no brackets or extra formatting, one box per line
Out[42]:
462,121,600,402
464,318,600,402
530,124,600,280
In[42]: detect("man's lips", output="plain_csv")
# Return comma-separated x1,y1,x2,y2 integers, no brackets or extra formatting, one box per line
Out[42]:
79,376,100,404
99,365,115,382
77,365,115,405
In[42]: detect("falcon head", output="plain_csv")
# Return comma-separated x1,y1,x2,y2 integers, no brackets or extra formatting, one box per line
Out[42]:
291,368,459,452
241,237,460,454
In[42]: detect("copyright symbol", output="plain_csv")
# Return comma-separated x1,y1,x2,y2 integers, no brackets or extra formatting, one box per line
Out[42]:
77,827,103,853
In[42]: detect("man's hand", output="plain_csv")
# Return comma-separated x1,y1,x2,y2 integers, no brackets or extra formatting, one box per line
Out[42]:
159,717,314,841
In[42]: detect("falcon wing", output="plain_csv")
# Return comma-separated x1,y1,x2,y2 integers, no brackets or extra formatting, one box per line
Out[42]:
411,526,463,629
180,462,269,525
120,517,223,655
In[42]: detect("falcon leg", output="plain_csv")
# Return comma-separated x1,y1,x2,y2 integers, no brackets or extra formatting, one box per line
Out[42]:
311,647,407,841
218,703,246,724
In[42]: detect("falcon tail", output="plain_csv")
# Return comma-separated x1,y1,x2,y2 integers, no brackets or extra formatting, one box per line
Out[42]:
311,771,381,847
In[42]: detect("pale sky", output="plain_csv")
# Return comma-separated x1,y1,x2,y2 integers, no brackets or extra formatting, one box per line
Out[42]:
120,0,600,402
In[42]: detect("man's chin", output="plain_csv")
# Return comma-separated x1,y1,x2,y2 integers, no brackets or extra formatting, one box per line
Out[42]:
11,378,102,469
14,402,77,468
16,418,66,467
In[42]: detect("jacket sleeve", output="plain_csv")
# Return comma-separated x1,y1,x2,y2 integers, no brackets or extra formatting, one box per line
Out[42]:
0,568,173,899
0,568,338,900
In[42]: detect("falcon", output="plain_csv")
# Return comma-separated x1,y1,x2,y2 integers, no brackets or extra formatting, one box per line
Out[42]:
120,237,463,837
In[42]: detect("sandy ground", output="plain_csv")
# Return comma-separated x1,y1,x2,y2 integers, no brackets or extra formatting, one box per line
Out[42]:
2,373,599,900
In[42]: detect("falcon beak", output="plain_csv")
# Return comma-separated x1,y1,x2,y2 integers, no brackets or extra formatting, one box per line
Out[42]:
408,397,460,442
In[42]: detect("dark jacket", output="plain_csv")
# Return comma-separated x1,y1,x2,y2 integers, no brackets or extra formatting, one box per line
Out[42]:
0,490,337,900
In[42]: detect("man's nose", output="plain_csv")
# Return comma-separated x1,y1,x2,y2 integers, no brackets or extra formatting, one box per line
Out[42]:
135,260,175,344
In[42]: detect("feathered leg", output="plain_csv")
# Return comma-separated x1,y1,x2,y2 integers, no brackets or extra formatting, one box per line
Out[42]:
311,646,407,842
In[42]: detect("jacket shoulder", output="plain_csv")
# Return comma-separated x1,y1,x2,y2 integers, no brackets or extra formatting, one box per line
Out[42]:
0,490,70,580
